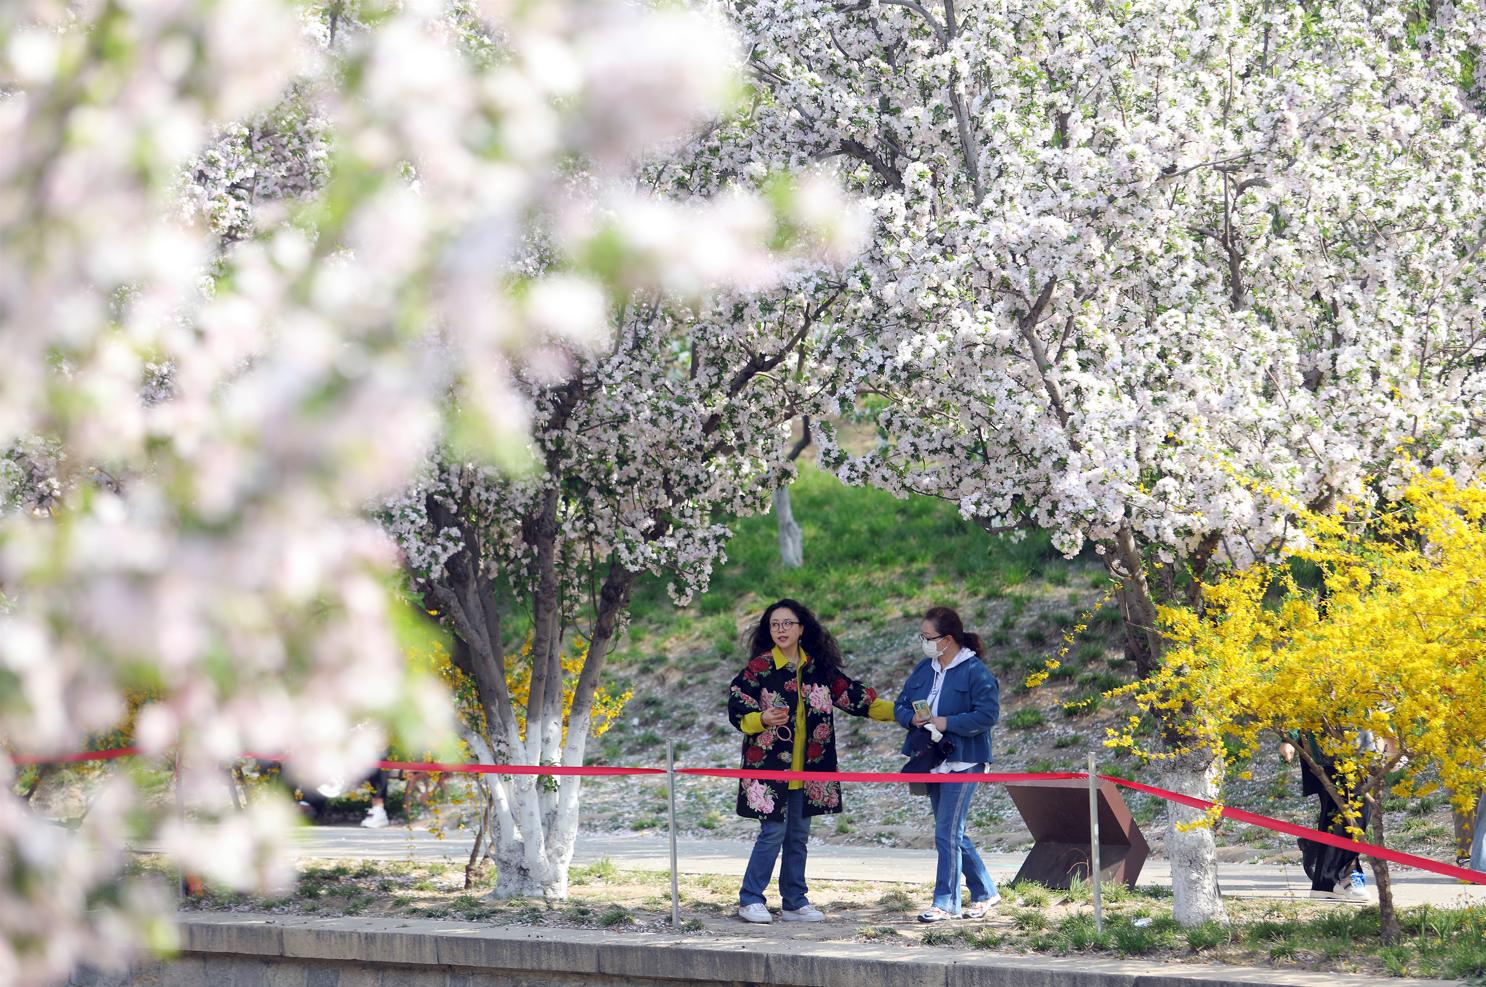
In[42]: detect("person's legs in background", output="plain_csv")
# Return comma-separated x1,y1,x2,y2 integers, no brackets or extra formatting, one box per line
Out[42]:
955,766,999,916
1470,793,1486,873
1306,782,1369,898
360,767,390,828
928,773,977,915
1453,790,1477,867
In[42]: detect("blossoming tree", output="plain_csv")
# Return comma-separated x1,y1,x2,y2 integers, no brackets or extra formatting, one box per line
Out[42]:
0,0,848,981
714,0,1486,924
1118,472,1486,941
381,267,867,898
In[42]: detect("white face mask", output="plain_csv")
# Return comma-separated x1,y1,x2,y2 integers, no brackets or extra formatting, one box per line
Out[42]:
921,638,940,659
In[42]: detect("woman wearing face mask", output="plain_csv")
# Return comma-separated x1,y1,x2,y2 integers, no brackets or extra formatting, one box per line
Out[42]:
895,606,1001,922
727,598,895,925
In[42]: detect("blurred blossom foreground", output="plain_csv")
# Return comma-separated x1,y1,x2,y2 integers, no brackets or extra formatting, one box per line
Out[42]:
0,1,862,985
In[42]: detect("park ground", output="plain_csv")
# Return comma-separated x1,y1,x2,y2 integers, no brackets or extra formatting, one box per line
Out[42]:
152,850,1486,982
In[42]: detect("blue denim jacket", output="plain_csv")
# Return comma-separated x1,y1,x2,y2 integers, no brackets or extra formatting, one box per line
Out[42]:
893,654,1000,764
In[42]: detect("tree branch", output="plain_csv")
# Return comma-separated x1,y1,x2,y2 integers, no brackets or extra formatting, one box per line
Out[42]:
1015,278,1072,432
788,416,813,462
826,138,904,189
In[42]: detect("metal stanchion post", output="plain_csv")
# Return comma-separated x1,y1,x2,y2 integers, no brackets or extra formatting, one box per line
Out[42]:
1088,751,1103,934
667,740,680,928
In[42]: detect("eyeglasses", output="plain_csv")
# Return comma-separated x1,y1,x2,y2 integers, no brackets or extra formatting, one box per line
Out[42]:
919,633,947,643
769,620,800,631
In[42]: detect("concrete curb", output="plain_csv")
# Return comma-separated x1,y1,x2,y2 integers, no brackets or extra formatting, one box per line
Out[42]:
105,913,1454,987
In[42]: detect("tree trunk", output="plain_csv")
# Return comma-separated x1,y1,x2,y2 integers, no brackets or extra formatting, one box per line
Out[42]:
774,417,811,569
1111,528,1163,679
1109,528,1227,926
453,561,635,902
21,763,55,803
775,485,803,568
464,777,494,890
1367,786,1401,943
1164,750,1229,926
489,815,567,899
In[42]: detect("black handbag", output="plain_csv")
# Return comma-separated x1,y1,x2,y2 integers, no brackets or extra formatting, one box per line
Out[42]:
901,727,955,796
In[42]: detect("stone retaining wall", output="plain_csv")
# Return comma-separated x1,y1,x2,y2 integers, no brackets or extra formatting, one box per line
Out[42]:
73,914,1451,987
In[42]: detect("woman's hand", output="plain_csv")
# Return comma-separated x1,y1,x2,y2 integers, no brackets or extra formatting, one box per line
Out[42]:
761,707,790,728
929,716,948,733
911,711,930,727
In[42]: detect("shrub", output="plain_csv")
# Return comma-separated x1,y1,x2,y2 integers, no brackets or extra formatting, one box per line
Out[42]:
877,889,915,910
570,858,618,884
1061,695,1100,718
599,905,634,928
1184,920,1229,952
1006,881,1051,908
1006,708,1045,730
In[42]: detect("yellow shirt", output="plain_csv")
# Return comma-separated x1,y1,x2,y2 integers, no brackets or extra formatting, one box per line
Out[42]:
740,646,895,789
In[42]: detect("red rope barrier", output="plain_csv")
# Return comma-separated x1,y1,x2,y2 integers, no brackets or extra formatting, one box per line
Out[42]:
1104,773,1486,886
677,767,1087,784
12,747,1485,885
375,759,664,777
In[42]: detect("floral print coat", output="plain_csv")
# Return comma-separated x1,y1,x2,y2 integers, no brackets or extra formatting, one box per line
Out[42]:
727,652,882,821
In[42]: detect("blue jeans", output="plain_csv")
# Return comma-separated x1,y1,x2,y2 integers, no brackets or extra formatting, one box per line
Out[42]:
928,765,997,914
739,789,811,909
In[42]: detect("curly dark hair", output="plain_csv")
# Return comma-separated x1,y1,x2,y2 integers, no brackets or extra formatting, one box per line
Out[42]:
745,598,844,672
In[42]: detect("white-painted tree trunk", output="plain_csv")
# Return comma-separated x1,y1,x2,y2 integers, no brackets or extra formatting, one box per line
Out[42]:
463,681,594,900
427,497,635,903
775,485,803,568
1163,751,1228,926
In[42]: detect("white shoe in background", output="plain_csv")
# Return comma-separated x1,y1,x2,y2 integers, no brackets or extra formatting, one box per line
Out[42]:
737,903,773,924
780,904,826,922
1310,884,1370,903
360,804,389,829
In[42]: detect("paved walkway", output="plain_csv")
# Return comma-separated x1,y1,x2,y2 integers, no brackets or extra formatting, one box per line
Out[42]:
288,826,1486,909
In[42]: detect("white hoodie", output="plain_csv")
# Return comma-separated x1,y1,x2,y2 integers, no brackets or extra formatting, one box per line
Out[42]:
927,647,978,774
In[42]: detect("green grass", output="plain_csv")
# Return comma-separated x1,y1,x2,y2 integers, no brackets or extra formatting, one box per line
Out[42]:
1005,881,1053,908
570,858,618,885
614,466,1066,663
877,888,915,910
1061,695,1101,718
1076,671,1124,692
1005,708,1046,730
598,905,634,927
1183,920,1230,952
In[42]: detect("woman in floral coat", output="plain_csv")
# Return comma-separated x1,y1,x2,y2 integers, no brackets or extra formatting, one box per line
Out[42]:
727,598,894,924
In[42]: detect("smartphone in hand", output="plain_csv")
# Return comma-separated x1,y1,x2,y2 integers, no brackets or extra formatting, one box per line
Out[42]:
912,699,930,718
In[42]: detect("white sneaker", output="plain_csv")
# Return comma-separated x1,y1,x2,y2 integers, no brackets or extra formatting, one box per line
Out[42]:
780,904,825,922
737,903,773,924
360,805,389,829
1310,884,1370,903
